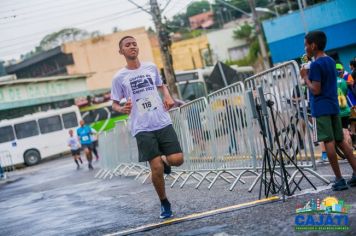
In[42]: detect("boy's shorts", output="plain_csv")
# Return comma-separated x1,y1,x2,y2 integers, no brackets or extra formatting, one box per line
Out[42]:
312,115,343,142
71,149,80,155
135,124,182,162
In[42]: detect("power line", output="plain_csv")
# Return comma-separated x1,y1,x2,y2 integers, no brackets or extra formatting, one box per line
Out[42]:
0,5,146,43
0,9,143,58
128,0,152,15
162,0,173,12
0,0,55,11
0,0,125,28
0,0,118,19
164,0,193,15
0,8,144,51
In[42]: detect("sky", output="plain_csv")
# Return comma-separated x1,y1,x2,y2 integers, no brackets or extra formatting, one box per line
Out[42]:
0,0,202,62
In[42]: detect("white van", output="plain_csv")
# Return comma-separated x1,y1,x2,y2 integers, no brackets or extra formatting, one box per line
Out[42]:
175,65,254,101
0,106,81,166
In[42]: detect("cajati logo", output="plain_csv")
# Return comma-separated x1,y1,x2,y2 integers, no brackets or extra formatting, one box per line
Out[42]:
294,197,351,231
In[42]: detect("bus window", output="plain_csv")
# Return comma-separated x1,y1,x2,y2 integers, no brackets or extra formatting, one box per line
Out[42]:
178,82,206,101
62,112,78,129
176,72,199,82
14,121,39,139
39,115,63,134
0,126,15,143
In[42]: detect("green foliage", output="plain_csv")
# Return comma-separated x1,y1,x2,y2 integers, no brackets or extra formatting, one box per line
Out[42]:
186,1,211,17
227,0,270,18
39,28,90,50
233,23,254,42
180,29,204,40
225,39,260,66
165,13,189,33
0,61,6,76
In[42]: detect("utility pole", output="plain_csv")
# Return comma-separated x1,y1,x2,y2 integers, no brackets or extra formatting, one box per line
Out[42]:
150,0,178,97
247,0,270,69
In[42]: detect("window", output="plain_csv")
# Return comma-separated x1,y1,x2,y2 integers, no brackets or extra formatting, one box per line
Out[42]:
228,46,249,61
15,121,39,139
0,126,15,143
39,115,63,134
62,112,78,129
179,82,206,101
176,72,199,82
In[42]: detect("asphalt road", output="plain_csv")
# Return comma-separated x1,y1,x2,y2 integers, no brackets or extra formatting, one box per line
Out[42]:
0,156,355,236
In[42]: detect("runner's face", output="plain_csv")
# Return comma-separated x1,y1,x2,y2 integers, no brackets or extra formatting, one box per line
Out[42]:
304,39,314,58
120,38,139,60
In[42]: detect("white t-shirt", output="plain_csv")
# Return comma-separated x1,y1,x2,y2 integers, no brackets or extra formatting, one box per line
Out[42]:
67,136,80,150
111,62,172,136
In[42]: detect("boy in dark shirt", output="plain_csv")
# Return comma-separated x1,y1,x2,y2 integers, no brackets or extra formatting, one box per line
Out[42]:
300,31,356,191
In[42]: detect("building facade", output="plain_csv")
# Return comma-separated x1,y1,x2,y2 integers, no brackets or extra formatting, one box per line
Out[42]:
62,27,155,90
262,0,356,67
0,75,88,120
206,27,248,63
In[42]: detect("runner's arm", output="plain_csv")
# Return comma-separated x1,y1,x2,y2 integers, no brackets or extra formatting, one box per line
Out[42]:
157,85,174,110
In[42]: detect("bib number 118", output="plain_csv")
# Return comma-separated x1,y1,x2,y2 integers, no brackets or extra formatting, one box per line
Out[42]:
142,101,152,109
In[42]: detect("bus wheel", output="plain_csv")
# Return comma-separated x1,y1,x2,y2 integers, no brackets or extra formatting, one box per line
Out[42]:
24,150,41,166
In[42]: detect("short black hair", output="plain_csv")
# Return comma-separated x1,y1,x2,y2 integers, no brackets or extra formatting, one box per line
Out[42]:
350,60,356,68
305,31,327,51
119,36,135,49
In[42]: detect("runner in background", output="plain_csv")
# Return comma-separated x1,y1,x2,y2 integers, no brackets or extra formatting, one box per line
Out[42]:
67,129,83,170
90,128,100,161
77,120,94,170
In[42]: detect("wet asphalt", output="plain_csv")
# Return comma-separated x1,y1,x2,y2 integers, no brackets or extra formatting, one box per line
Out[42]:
0,156,355,236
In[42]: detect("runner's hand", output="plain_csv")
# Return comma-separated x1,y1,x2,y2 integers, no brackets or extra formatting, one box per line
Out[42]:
163,96,175,110
121,98,132,114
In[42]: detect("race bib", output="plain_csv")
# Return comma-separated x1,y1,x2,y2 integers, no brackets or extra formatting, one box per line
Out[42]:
81,136,89,142
136,95,158,114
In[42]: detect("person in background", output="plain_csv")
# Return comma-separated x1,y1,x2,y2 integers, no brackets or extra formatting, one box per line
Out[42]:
336,64,353,150
90,128,100,161
67,129,83,170
300,31,356,191
350,60,356,81
0,163,6,180
77,120,94,170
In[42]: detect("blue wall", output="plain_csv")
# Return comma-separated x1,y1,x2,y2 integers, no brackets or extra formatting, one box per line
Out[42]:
262,0,356,64
338,45,356,70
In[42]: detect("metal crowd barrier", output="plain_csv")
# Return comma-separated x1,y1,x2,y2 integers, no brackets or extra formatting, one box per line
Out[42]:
244,61,329,191
95,60,328,192
0,151,15,174
95,120,149,181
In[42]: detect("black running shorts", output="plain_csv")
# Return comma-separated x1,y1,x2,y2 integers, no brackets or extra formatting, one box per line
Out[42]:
71,149,80,155
135,124,182,162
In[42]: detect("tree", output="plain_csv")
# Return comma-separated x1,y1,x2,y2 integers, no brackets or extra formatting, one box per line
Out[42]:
228,22,260,66
227,0,270,18
186,0,211,17
164,13,189,33
0,60,6,76
39,28,89,51
233,22,255,43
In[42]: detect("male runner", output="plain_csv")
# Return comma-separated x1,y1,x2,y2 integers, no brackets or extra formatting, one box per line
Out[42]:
77,120,94,170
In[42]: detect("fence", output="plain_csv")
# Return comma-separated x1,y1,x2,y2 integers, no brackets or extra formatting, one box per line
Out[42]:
95,120,149,181
95,61,329,192
0,151,15,174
